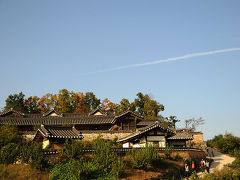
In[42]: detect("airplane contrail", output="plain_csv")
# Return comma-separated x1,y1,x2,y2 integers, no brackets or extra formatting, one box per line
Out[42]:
86,47,240,74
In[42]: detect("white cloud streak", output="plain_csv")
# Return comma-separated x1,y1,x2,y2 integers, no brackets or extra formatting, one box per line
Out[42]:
87,48,240,74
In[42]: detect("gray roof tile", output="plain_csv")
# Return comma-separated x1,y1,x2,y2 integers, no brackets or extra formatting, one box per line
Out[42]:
34,124,83,140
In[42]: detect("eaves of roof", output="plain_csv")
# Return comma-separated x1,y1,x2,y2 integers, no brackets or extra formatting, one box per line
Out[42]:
117,121,174,143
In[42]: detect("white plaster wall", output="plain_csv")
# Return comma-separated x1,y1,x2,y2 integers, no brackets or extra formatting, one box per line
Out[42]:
43,139,50,149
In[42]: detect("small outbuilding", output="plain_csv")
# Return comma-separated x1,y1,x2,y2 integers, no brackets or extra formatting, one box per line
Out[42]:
33,124,83,149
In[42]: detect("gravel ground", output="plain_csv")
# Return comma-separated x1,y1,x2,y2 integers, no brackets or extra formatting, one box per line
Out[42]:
209,148,235,172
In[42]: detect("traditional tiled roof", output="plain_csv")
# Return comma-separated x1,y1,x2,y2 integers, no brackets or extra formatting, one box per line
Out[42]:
115,111,143,120
33,124,83,140
0,108,25,117
89,106,107,116
167,132,193,140
0,115,115,125
0,108,117,125
137,119,157,126
117,121,174,143
0,109,143,126
43,109,63,117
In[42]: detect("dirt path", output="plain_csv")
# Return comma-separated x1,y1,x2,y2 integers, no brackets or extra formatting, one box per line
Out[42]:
197,148,235,177
209,148,235,172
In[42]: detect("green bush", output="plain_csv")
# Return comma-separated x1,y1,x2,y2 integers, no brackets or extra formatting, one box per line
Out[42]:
64,139,84,159
30,142,45,169
202,168,240,180
50,161,78,180
92,137,125,178
128,145,159,169
0,123,20,148
230,157,240,168
92,137,115,172
164,143,173,159
19,142,45,169
52,137,125,179
0,143,19,164
207,133,240,156
19,142,32,163
50,159,121,180
189,170,199,180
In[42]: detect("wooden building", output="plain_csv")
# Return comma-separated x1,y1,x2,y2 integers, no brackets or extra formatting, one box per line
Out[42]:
0,108,142,132
117,121,193,148
0,108,194,149
33,124,83,149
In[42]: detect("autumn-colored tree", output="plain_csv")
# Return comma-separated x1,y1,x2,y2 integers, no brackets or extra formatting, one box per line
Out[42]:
38,93,56,113
4,92,28,113
71,92,88,113
3,90,168,120
101,98,117,112
24,96,40,113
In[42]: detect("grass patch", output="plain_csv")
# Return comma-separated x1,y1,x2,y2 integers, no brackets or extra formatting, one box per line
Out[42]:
0,164,49,180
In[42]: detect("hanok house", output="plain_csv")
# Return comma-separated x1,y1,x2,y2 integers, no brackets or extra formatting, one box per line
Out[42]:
0,108,194,149
33,124,83,149
117,121,193,148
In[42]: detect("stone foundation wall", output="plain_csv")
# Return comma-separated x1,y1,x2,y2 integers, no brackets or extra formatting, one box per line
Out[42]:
82,132,132,141
20,131,132,142
190,133,207,150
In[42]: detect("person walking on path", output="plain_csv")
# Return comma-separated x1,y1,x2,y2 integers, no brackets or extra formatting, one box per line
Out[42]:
205,160,210,173
185,163,189,178
191,161,195,173
208,147,214,157
200,159,204,172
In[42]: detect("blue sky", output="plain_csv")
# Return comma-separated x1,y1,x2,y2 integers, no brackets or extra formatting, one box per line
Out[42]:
0,1,240,139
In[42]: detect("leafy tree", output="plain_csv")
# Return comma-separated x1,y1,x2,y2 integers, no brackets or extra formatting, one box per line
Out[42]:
82,92,100,112
134,92,164,119
92,136,125,177
101,98,117,112
0,143,20,164
24,96,40,113
115,98,135,115
134,92,145,115
38,93,56,113
208,133,240,156
0,123,20,148
4,92,28,113
0,123,21,165
64,139,84,159
128,145,159,169
55,89,73,113
71,92,88,113
30,142,45,169
167,116,180,128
